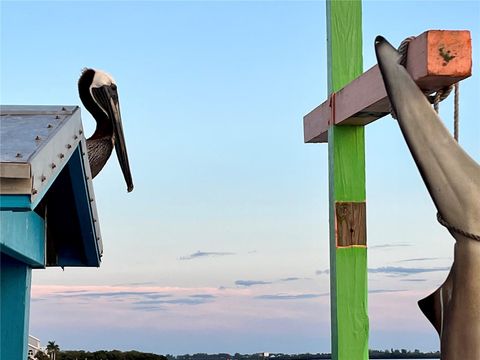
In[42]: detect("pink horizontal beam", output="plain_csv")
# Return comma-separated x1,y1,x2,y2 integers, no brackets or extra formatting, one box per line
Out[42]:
304,30,472,143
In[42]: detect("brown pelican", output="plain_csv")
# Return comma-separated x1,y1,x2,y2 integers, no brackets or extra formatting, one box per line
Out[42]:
78,68,133,192
375,36,480,359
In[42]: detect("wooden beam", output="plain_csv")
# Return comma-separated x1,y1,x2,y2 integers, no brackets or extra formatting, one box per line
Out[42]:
304,30,472,143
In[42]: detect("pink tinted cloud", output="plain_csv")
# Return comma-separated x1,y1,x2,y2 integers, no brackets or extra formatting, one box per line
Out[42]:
29,284,441,352
30,284,328,332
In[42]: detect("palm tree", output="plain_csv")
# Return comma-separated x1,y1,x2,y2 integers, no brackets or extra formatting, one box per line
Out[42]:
46,341,60,360
34,351,50,360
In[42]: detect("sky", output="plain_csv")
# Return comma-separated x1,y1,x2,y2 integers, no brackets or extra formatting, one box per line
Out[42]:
1,0,479,355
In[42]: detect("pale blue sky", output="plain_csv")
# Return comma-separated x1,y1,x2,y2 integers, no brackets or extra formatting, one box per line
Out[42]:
1,0,479,355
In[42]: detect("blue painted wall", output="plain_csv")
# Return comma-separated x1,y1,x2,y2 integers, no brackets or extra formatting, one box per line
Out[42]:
1,253,32,360
0,211,45,268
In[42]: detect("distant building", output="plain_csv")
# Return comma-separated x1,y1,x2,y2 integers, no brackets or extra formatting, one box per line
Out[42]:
27,335,45,359
262,353,270,358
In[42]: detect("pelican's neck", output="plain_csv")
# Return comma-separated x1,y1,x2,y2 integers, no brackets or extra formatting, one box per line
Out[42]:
78,69,113,140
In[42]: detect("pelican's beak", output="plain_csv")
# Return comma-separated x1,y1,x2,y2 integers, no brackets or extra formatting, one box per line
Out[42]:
110,92,134,192
94,85,134,192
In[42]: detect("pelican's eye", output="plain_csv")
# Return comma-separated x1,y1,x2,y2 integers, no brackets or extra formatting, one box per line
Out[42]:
111,84,117,91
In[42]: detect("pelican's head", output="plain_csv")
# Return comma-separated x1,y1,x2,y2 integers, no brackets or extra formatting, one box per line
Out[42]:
78,68,134,192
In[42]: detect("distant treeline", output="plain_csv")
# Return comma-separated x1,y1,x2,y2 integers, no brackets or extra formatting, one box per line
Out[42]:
169,350,440,360
55,349,441,360
56,350,167,360
369,349,441,359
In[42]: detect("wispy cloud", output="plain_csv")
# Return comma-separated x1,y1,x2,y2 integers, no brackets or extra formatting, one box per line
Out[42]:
400,278,428,282
279,277,306,282
134,297,214,306
179,251,235,260
396,257,444,263
133,305,166,312
190,294,216,299
368,266,450,276
31,285,225,315
53,290,90,294
254,290,407,299
316,266,449,277
144,293,175,299
235,280,272,287
368,289,406,294
52,291,171,299
255,293,327,300
370,243,412,249
113,281,157,287
233,276,308,287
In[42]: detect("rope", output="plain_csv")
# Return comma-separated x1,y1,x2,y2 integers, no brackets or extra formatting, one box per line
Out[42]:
398,36,416,66
454,83,459,141
431,86,453,113
390,36,454,119
437,213,480,241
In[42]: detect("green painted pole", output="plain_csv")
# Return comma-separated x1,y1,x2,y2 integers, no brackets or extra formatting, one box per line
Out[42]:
326,1,368,360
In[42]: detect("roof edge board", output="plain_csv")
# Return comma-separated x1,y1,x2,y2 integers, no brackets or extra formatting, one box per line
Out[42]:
0,163,31,179
29,108,83,205
0,105,77,116
66,145,102,266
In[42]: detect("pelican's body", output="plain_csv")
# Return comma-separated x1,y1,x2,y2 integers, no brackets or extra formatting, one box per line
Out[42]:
86,136,113,178
78,68,133,192
375,37,480,359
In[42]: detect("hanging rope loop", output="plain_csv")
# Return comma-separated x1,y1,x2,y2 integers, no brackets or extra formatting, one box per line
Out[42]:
437,213,480,241
453,82,460,141
390,36,456,121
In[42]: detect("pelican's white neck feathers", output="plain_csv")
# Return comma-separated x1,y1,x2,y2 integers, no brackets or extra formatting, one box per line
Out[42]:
85,69,117,116
91,69,116,89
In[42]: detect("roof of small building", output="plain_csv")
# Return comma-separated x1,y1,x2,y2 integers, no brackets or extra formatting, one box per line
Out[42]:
0,105,102,267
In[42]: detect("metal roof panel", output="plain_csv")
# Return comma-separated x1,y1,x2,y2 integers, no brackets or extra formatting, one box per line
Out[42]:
0,105,82,200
